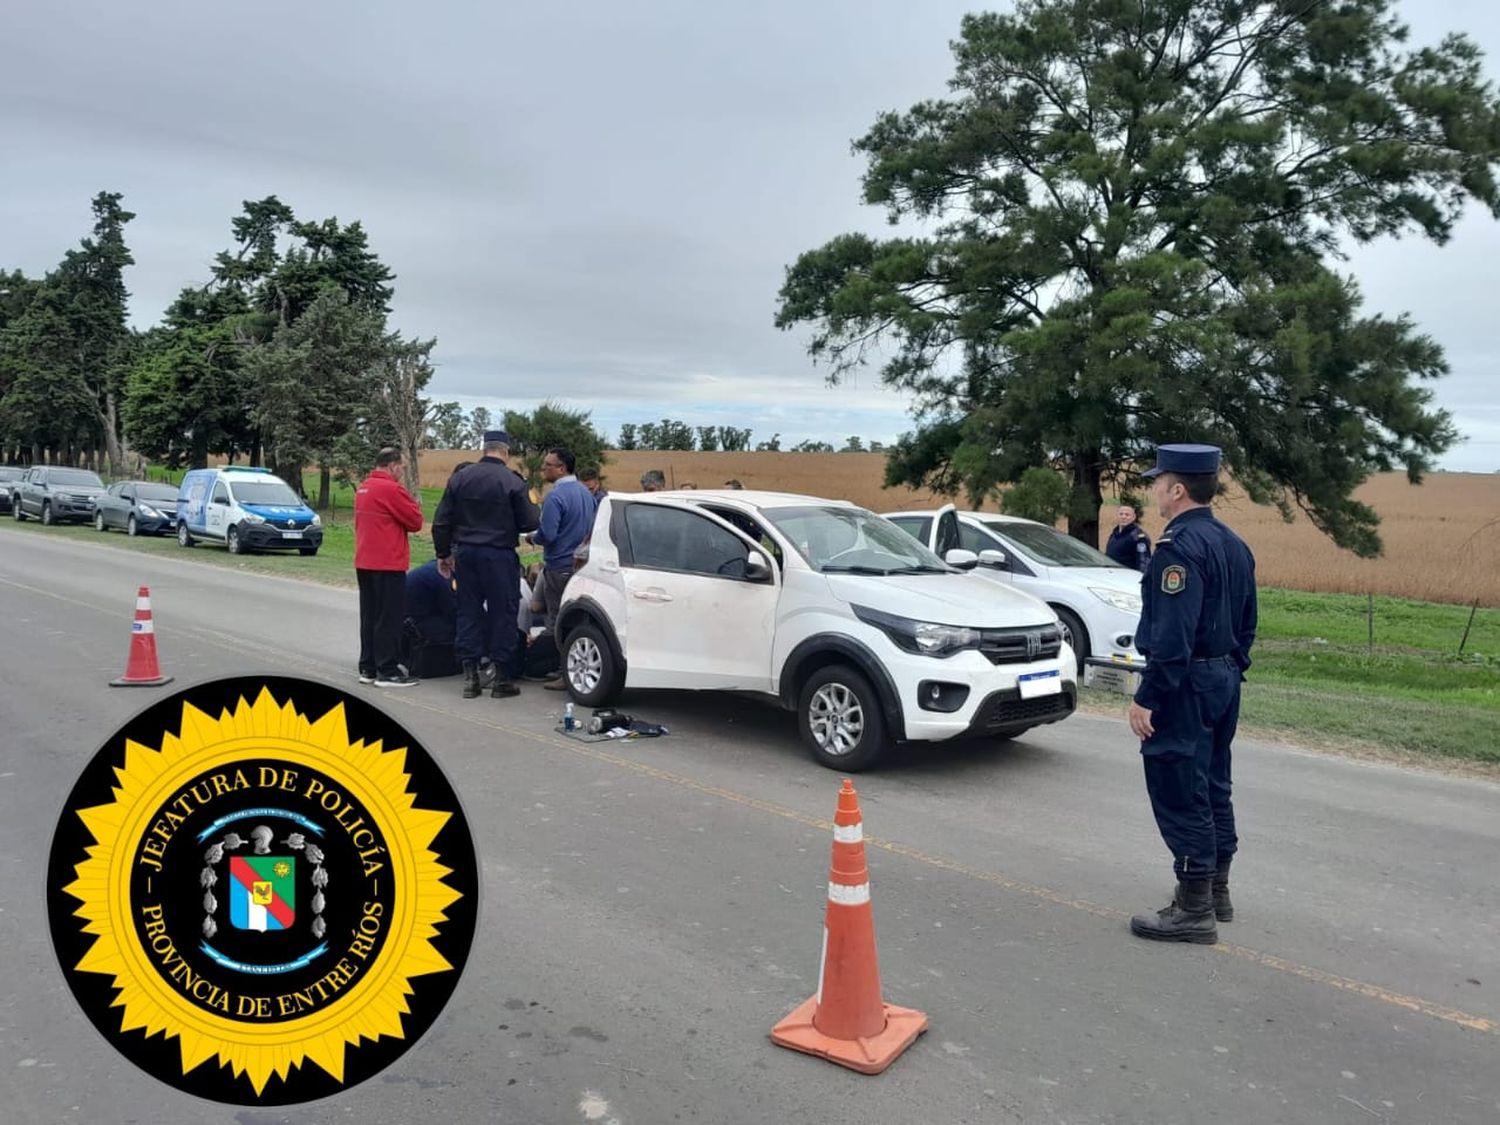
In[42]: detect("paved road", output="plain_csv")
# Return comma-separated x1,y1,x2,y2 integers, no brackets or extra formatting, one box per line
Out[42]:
2,525,1498,1125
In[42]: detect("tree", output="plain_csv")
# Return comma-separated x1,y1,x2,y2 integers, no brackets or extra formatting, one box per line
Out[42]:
333,336,438,496
840,436,866,453
869,440,886,454
634,418,693,450
755,433,783,452
426,402,467,449
718,426,753,451
1001,467,1073,525
503,400,609,489
249,289,388,506
775,1,1493,554
697,425,719,452
792,439,835,453
617,423,638,450
467,406,492,446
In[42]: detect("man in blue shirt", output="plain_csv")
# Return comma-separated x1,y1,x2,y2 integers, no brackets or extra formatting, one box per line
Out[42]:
1105,501,1152,573
525,446,597,690
1126,444,1258,945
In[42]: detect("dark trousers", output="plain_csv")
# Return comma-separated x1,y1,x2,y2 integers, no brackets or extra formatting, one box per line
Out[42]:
1140,658,1241,880
357,569,407,678
540,566,572,633
454,546,521,671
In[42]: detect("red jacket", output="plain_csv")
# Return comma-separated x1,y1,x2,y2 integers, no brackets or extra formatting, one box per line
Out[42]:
354,469,424,571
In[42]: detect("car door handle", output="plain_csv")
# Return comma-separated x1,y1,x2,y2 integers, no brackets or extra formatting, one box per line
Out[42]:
631,588,673,603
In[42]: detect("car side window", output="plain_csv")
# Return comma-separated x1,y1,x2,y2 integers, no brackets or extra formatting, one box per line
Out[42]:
622,504,752,579
698,505,783,568
957,521,993,554
889,516,932,544
212,482,230,504
934,511,961,557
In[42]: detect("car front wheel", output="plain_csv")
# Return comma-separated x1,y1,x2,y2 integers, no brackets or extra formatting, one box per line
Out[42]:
127,514,139,537
1053,606,1089,677
95,511,107,532
178,522,195,548
798,664,889,772
563,622,621,708
41,503,53,526
227,525,244,555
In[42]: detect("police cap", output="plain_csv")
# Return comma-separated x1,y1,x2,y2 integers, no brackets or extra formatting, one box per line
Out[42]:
483,430,510,445
1141,443,1221,479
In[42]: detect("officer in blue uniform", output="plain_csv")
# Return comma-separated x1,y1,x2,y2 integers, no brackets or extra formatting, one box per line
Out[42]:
431,431,540,699
1105,501,1153,573
1126,444,1258,943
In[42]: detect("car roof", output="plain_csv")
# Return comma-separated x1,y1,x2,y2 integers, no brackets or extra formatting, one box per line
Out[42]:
882,508,1042,528
618,489,861,511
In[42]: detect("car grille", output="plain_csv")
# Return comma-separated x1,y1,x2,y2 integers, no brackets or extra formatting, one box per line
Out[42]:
975,686,1077,730
977,624,1064,665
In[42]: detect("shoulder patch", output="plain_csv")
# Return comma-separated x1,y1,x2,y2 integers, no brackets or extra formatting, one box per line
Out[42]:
1161,564,1187,595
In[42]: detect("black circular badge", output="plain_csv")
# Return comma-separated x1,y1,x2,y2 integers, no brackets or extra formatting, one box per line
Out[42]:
46,677,480,1106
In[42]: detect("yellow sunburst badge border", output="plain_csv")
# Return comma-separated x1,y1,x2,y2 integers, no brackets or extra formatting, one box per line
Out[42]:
59,686,465,1096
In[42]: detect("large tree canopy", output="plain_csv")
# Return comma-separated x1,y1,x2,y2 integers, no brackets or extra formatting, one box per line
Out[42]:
776,0,1500,553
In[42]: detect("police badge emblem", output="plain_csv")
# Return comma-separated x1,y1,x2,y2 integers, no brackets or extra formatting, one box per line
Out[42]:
46,677,480,1105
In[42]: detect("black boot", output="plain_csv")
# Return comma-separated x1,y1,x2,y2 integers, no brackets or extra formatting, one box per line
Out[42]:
1213,857,1233,923
461,661,481,700
1130,879,1218,944
490,672,520,699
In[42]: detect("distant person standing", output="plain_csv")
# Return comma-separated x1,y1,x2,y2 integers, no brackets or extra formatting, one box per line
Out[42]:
525,447,596,690
1127,444,1258,945
432,431,540,700
640,469,666,492
1106,501,1153,573
723,479,744,490
354,448,425,687
578,466,607,501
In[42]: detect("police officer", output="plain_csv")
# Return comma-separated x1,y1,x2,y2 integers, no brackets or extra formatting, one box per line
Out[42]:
1105,501,1152,573
431,431,540,699
1126,444,1258,944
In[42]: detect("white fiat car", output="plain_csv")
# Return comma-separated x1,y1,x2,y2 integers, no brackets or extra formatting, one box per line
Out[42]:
882,506,1144,676
556,490,1077,771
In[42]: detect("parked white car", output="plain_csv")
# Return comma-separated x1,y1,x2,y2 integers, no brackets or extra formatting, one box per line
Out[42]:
556,490,1078,771
882,506,1144,676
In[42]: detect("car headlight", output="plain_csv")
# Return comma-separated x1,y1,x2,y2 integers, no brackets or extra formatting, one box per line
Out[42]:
853,605,980,657
1090,587,1142,613
138,505,162,518
241,512,265,524
310,513,322,526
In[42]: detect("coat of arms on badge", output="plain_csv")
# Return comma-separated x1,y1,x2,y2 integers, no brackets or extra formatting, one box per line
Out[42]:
1162,564,1187,594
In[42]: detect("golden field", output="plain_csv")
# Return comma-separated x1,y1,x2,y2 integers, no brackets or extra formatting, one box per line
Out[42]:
415,450,1500,606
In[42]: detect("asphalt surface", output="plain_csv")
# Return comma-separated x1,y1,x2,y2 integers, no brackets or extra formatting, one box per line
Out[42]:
2,524,1498,1125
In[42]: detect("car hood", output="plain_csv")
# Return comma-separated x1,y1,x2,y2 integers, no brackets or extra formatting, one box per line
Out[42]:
63,486,107,498
242,503,315,521
1036,565,1143,592
825,572,1055,627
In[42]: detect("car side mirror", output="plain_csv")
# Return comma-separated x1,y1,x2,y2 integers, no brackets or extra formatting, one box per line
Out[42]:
745,550,772,582
944,548,980,570
978,548,1008,569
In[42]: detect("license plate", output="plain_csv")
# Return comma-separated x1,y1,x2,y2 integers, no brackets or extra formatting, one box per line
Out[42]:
281,530,303,539
1017,669,1062,699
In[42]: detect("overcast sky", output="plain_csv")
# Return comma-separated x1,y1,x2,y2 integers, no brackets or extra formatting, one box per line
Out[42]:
4,0,1497,469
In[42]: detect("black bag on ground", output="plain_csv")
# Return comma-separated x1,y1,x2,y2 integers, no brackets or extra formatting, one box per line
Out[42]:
402,619,461,679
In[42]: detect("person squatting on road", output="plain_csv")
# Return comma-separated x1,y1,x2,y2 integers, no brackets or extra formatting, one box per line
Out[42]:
1126,443,1258,944
526,446,597,691
354,447,425,688
1106,500,1153,573
431,430,540,700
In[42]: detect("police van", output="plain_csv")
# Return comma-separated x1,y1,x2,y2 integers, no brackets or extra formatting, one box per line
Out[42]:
176,467,323,556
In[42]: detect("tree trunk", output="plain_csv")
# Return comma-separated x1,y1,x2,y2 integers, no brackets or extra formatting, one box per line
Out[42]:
191,429,209,470
249,430,262,468
1067,450,1103,548
317,465,331,511
100,393,125,478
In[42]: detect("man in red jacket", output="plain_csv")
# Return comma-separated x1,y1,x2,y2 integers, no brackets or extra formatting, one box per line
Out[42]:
355,448,426,687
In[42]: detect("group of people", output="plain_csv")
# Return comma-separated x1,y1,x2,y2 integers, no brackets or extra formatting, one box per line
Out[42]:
356,436,1258,948
638,470,744,492
352,432,599,699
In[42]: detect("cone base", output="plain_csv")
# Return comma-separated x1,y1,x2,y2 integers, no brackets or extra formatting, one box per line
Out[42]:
110,675,174,688
770,997,928,1075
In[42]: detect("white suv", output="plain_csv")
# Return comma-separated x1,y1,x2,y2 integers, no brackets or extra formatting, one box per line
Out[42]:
556,490,1078,771
883,506,1144,676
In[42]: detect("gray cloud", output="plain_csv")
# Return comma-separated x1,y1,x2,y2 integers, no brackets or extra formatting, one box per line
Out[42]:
3,0,1497,467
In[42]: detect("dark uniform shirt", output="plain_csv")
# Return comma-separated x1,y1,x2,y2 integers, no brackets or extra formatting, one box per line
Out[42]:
1106,524,1153,573
404,559,456,630
431,456,540,557
1134,507,1257,712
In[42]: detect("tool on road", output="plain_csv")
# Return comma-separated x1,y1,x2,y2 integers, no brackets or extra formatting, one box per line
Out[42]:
771,778,927,1074
109,585,174,688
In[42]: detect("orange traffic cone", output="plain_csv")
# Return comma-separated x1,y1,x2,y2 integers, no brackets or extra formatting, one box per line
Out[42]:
771,779,927,1074
109,586,174,688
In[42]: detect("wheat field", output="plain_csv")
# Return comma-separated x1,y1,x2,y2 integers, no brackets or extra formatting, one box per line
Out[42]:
415,450,1500,606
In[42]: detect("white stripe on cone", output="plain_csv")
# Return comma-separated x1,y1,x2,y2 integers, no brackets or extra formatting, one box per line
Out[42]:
132,621,154,634
827,881,872,906
814,924,828,1006
136,598,152,612
833,823,863,844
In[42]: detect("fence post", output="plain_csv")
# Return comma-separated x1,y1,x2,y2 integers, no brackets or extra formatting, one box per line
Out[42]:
1367,593,1374,656
1458,598,1480,656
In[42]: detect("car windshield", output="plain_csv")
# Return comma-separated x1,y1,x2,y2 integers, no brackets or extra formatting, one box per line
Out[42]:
983,520,1121,568
0,467,23,481
764,505,950,574
231,480,302,506
137,485,180,503
51,469,105,488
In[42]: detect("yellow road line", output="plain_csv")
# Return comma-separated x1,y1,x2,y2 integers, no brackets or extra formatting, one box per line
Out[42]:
5,570,1492,1037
